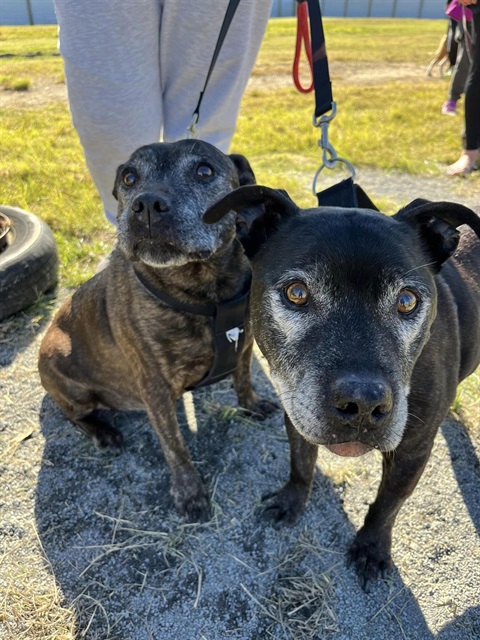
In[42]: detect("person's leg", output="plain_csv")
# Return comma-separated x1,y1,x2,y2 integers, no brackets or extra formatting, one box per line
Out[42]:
447,12,480,175
53,0,163,223
447,35,470,102
159,0,272,152
464,13,480,151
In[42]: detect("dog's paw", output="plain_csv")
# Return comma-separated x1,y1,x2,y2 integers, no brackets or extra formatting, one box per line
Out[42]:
348,528,393,591
242,397,280,420
259,482,308,528
172,472,211,523
92,426,124,453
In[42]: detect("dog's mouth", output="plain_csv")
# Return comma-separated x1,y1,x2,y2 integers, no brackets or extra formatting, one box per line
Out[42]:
132,237,212,263
324,442,373,457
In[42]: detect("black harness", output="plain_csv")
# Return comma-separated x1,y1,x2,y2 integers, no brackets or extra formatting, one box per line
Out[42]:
133,266,250,390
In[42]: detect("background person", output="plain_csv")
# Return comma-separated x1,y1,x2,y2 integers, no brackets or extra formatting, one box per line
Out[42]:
447,0,480,175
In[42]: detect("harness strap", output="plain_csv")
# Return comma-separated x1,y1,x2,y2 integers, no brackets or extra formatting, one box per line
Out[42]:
132,266,250,390
191,288,249,390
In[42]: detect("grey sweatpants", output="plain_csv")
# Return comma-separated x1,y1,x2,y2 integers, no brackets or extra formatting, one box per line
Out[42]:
53,0,272,224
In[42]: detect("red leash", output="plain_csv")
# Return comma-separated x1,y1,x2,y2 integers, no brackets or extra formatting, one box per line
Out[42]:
293,2,314,93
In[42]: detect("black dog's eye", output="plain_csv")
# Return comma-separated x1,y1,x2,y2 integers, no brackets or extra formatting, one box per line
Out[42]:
397,289,419,315
284,282,309,306
196,163,214,179
122,170,137,187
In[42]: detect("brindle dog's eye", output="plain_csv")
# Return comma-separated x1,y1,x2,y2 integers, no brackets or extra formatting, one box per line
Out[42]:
122,170,137,187
196,163,214,179
284,282,309,306
397,289,418,315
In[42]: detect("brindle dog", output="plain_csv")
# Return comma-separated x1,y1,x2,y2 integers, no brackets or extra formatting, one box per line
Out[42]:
38,141,276,523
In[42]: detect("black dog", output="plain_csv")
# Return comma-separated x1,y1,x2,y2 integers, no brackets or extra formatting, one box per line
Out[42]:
204,185,480,587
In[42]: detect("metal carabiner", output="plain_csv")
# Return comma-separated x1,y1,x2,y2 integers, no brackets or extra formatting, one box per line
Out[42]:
311,100,356,194
314,102,338,169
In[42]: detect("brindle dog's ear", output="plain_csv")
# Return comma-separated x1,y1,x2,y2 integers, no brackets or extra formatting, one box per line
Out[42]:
229,154,257,187
112,163,125,201
395,200,480,272
204,185,299,259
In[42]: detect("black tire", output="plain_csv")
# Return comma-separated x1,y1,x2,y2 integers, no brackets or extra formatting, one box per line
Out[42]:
0,206,58,321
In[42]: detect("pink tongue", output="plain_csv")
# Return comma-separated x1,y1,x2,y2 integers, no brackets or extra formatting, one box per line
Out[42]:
325,442,372,457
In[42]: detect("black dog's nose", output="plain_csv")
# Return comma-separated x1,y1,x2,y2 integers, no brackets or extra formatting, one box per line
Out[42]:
329,376,393,426
132,193,171,226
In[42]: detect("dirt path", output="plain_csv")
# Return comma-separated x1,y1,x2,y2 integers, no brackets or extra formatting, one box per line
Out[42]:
0,60,436,109
1,278,479,640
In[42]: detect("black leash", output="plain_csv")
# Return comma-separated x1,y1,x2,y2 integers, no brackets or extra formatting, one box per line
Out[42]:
133,266,250,390
305,0,378,210
187,0,241,136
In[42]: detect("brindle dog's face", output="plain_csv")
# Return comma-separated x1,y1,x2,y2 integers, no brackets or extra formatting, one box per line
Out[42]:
250,209,438,456
113,140,241,268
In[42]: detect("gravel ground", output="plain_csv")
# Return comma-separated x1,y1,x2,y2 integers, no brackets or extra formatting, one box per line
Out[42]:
1,179,479,640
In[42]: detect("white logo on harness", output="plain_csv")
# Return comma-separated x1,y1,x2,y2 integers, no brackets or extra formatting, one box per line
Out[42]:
226,327,244,352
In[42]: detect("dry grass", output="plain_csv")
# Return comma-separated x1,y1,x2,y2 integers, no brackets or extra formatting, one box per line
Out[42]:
240,532,342,639
0,526,76,640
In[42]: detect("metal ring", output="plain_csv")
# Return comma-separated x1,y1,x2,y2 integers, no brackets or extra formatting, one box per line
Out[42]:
312,157,357,196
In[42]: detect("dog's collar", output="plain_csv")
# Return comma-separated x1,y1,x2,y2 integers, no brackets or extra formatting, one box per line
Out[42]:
133,266,219,316
132,265,251,390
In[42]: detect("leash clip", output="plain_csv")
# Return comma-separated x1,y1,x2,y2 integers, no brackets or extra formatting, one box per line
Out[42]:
314,102,338,169
312,101,356,195
186,112,199,138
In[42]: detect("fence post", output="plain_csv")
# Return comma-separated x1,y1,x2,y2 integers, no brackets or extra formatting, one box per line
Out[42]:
367,0,373,17
26,0,34,25
418,0,425,19
392,0,398,18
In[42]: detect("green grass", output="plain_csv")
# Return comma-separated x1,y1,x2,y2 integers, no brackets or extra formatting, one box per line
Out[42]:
0,76,31,90
0,19,478,280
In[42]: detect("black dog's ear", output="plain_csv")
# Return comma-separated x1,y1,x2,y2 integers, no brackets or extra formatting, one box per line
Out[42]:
229,154,257,187
204,185,299,259
112,163,125,201
395,200,480,271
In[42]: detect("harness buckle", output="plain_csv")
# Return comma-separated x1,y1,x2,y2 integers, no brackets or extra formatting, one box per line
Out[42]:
226,326,244,352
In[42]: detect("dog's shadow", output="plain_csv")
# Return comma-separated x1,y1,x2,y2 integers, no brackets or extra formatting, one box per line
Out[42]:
35,355,469,640
441,417,480,536
0,292,57,367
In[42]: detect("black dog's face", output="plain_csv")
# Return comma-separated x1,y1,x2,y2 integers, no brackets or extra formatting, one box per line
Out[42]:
113,140,243,268
251,208,437,455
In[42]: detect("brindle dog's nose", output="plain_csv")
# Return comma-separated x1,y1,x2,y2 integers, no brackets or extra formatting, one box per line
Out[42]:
329,376,393,427
132,193,171,226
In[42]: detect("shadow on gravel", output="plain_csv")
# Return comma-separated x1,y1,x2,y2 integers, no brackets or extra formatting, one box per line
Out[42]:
0,292,56,367
441,419,480,537
35,359,437,640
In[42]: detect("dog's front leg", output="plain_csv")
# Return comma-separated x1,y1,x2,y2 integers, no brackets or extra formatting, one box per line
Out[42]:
142,385,211,523
261,414,318,525
349,441,433,589
233,335,278,418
